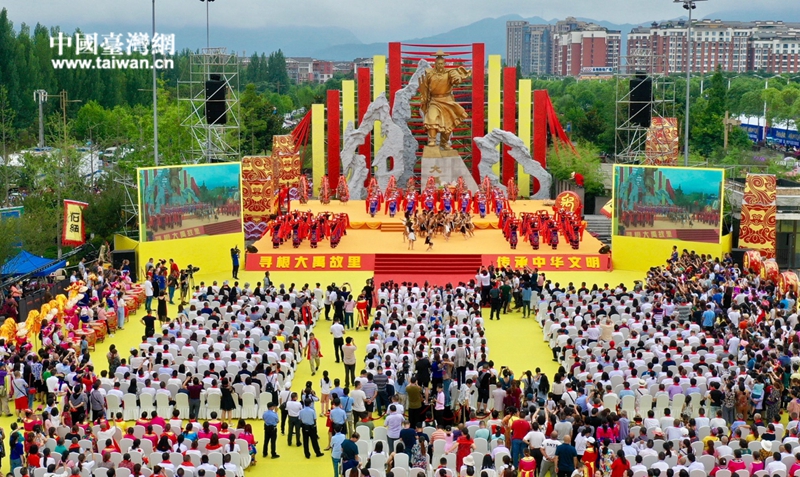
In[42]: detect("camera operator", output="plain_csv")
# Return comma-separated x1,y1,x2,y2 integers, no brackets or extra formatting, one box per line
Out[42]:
179,270,190,305
231,246,240,280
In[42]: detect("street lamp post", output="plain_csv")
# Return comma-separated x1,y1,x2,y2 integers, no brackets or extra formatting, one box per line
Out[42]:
675,0,707,166
200,0,215,48
152,0,159,166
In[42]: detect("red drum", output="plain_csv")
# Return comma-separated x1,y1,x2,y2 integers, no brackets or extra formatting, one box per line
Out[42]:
743,250,763,274
761,259,780,283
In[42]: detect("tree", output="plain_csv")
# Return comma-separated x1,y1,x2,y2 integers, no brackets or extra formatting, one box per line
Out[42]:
546,142,607,196
239,84,286,155
266,50,291,93
0,85,16,206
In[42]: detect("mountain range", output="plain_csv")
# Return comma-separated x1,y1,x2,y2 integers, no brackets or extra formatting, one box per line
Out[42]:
75,7,800,62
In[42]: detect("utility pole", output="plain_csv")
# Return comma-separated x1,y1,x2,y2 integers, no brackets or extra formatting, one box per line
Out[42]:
152,0,159,166
33,90,49,149
675,0,708,166
57,90,81,259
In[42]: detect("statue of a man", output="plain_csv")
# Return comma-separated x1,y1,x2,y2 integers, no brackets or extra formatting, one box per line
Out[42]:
419,51,471,150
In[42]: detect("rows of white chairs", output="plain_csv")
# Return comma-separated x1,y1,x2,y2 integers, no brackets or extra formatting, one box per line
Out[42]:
111,390,269,422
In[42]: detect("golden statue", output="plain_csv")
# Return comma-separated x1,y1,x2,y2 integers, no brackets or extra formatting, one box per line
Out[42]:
419,50,471,150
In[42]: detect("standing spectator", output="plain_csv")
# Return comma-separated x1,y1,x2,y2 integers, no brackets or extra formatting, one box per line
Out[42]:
554,435,578,477
298,399,323,459
261,402,279,459
342,338,357,388
330,319,345,363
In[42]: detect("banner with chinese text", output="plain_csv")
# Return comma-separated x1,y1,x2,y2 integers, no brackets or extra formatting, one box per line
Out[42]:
245,253,375,271
62,200,88,246
739,174,777,258
482,254,611,271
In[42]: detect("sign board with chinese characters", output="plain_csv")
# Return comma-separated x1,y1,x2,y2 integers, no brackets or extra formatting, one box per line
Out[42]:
481,254,611,272
245,254,376,271
62,200,88,246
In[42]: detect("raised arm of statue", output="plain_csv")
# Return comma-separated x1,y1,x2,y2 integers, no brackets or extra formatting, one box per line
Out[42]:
450,66,472,85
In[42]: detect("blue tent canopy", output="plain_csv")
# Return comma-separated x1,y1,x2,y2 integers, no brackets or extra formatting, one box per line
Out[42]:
1,251,66,277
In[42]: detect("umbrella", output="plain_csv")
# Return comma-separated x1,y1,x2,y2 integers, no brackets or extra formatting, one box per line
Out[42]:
600,199,612,218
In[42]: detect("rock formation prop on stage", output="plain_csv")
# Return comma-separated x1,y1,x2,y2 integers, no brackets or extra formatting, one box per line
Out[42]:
390,59,430,189
474,129,552,200
341,93,404,199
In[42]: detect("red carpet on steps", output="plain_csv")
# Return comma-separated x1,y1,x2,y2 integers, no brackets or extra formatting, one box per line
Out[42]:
373,273,476,287
373,253,483,285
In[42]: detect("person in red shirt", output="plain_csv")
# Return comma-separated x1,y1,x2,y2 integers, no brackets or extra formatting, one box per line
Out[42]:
609,450,630,477
511,410,532,467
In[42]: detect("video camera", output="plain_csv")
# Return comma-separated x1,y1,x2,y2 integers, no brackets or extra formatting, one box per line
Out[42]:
182,265,200,278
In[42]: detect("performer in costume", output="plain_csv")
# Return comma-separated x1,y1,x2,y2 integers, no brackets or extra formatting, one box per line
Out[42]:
473,191,487,218
337,176,350,203
385,191,399,217
509,219,519,250
319,175,332,205
439,189,454,213
298,176,310,204
458,190,472,214
366,190,382,217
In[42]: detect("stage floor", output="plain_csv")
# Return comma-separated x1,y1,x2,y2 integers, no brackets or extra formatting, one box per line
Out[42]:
245,200,611,273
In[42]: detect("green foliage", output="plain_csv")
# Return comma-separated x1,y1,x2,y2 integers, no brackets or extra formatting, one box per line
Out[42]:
546,142,606,196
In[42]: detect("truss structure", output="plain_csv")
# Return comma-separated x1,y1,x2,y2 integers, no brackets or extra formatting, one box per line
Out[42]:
178,48,240,163
614,49,676,164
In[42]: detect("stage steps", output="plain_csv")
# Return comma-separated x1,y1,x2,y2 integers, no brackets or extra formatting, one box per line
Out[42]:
374,253,483,277
380,223,406,233
584,214,611,245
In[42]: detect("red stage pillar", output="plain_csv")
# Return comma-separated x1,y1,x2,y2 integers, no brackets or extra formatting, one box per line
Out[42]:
357,67,371,182
502,67,517,185
471,43,485,183
388,42,402,111
533,89,548,194
326,90,340,179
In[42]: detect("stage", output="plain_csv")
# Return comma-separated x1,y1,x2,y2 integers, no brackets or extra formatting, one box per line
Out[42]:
244,200,611,281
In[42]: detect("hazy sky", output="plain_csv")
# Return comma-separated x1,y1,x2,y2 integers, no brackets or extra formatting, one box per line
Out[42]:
3,0,789,43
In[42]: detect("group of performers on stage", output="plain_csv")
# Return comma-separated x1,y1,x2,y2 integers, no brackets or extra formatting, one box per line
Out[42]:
269,210,350,249
146,203,238,232
404,210,476,243
619,204,720,229
363,176,513,221
499,208,585,251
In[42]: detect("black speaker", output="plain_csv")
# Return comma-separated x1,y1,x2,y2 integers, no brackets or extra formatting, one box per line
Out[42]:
205,74,227,125
246,245,258,254
112,249,138,283
630,75,652,128
730,248,747,269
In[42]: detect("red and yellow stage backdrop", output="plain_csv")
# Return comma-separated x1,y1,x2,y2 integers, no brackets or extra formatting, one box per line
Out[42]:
241,135,302,240
739,173,777,258
644,117,679,166
242,156,276,240
272,135,302,191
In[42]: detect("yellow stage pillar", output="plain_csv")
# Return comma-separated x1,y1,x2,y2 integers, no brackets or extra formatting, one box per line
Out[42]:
373,55,386,155
488,55,502,176
518,79,532,197
342,80,355,136
312,103,325,192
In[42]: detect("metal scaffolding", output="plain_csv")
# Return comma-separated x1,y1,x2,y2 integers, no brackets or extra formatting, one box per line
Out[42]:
178,48,240,163
614,49,676,164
